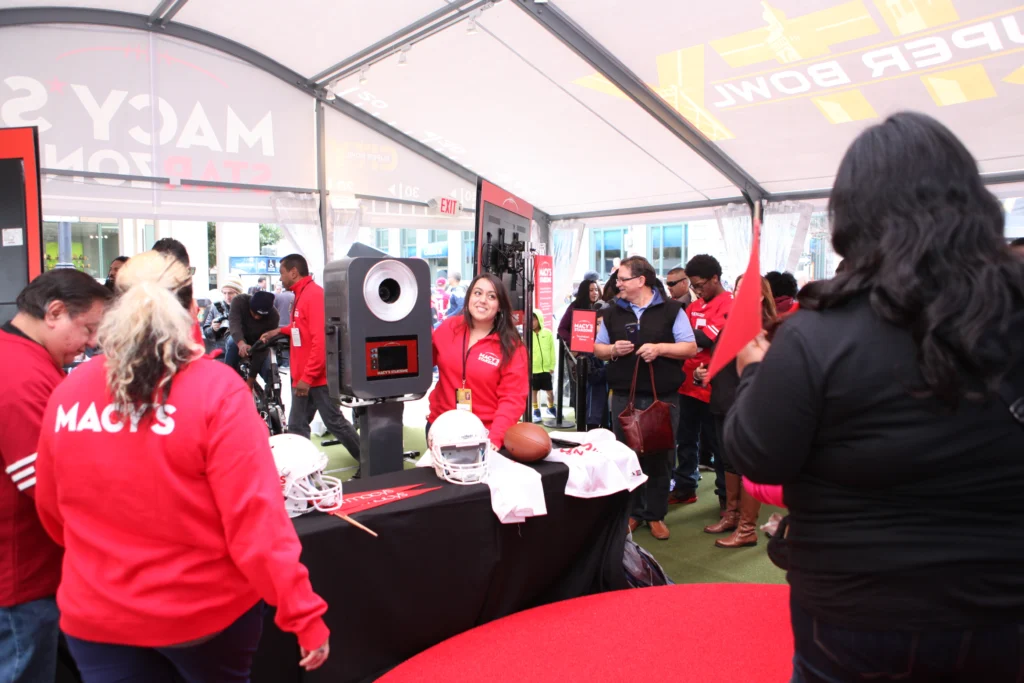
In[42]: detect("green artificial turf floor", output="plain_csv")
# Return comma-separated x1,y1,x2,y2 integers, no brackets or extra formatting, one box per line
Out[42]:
314,422,786,586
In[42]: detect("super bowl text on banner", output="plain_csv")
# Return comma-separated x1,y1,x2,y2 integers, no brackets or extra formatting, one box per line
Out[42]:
570,310,597,353
533,255,554,331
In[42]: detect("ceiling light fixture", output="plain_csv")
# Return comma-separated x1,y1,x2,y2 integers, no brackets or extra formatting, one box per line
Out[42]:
398,45,410,66
359,65,370,85
325,82,337,101
466,17,478,34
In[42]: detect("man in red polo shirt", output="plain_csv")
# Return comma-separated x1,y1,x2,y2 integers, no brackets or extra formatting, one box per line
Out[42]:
670,255,732,508
0,269,110,682
262,254,360,461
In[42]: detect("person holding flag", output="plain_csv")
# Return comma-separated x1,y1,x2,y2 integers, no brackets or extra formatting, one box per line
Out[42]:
670,255,732,509
721,112,1024,681
696,274,776,547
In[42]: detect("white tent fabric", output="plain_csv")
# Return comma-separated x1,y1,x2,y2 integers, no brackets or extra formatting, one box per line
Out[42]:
550,219,586,309
1,0,1021,225
271,192,324,282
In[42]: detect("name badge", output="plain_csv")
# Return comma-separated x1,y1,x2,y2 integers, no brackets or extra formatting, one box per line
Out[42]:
456,388,472,411
291,327,302,347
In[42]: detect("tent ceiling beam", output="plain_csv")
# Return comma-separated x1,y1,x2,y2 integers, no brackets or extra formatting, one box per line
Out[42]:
514,0,766,203
0,7,478,187
147,0,188,27
41,167,319,195
318,0,494,88
310,0,482,85
548,197,748,222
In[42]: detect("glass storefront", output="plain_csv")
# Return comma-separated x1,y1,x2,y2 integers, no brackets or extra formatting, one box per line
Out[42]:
42,219,120,278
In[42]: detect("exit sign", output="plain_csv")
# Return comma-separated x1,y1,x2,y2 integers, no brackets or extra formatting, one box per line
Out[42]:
435,197,461,216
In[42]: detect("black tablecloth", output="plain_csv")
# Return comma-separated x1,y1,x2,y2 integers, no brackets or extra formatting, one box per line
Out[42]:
252,461,630,683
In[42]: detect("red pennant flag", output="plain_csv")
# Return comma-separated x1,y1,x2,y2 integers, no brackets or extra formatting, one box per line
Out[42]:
707,218,762,381
330,484,441,517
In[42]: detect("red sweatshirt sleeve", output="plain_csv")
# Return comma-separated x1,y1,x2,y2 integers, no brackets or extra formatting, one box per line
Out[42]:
301,292,326,387
206,384,329,651
487,344,529,449
0,374,57,501
33,405,64,547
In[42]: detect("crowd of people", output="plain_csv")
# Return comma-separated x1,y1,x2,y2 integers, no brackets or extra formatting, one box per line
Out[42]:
2,111,1023,683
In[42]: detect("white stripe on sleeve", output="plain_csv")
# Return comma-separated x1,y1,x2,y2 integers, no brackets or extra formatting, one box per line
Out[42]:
5,453,37,474
10,466,34,483
16,477,36,492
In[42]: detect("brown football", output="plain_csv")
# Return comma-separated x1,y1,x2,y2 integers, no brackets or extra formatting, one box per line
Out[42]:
502,422,552,463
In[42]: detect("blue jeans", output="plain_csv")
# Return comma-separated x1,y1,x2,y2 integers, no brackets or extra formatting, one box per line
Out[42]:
0,596,60,683
791,596,1024,682
673,395,721,497
66,601,263,683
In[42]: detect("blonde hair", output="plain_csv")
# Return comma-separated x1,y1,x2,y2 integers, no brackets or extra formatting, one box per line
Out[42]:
97,251,202,413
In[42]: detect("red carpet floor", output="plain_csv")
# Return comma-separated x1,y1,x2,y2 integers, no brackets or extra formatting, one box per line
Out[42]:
379,583,794,683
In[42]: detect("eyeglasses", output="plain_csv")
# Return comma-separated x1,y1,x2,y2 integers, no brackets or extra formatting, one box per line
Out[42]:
689,278,708,291
187,266,197,276
616,274,641,284
665,278,688,288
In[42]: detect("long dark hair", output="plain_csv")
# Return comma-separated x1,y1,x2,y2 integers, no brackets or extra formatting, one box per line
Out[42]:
572,279,599,310
736,274,778,328
602,270,620,303
461,273,523,366
800,111,1024,405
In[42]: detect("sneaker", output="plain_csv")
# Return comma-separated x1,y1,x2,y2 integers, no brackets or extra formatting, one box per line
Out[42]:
533,409,541,420
544,408,556,419
668,491,698,505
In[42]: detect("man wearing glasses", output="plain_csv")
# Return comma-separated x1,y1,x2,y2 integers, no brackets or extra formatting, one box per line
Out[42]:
673,255,732,512
665,267,693,308
593,256,698,540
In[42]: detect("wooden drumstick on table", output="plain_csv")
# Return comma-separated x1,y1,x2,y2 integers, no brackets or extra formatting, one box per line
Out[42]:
338,513,378,537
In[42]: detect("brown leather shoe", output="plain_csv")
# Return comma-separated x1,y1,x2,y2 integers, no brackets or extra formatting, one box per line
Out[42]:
628,517,642,533
649,520,670,540
716,490,761,548
705,472,741,534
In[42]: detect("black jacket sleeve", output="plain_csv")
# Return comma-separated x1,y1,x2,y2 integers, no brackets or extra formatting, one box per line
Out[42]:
724,321,823,484
694,329,715,349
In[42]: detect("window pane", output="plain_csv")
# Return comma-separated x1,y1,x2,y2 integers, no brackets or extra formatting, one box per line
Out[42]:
662,225,683,272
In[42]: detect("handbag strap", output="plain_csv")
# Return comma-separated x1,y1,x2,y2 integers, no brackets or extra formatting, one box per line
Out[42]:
647,362,659,401
628,357,641,405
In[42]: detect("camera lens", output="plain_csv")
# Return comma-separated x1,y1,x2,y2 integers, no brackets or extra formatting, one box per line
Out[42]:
378,278,400,304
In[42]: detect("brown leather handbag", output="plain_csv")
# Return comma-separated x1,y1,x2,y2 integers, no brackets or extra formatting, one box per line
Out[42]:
617,358,676,456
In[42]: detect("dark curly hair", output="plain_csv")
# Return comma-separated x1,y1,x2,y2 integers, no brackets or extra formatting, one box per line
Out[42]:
800,111,1024,406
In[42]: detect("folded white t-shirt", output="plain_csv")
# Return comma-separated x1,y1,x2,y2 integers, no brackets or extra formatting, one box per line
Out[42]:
545,429,648,498
416,449,547,524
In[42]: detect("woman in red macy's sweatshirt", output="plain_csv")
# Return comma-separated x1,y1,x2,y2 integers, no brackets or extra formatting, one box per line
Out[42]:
428,273,529,449
33,251,331,680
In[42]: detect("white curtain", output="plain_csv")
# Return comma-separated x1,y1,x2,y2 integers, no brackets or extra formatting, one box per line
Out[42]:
271,192,324,283
764,201,814,273
328,196,363,263
550,219,586,310
714,203,753,281
715,201,814,279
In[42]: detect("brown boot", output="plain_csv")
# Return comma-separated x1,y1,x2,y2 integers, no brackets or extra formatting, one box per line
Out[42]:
716,490,761,548
704,472,741,534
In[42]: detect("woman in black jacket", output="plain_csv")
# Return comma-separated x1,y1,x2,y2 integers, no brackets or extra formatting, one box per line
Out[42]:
725,112,1024,682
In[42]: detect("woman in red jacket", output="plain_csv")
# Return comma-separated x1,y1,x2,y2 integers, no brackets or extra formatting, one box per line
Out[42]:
34,251,330,682
428,273,529,450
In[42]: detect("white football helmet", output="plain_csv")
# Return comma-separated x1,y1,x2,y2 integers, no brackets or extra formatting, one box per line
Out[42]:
428,410,490,485
269,434,343,517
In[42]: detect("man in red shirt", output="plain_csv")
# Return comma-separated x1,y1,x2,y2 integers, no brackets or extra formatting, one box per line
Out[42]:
262,254,360,461
0,269,110,683
671,255,733,508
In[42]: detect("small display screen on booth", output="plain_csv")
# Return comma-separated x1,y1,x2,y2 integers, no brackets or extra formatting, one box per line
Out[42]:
377,345,407,371
365,336,419,380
